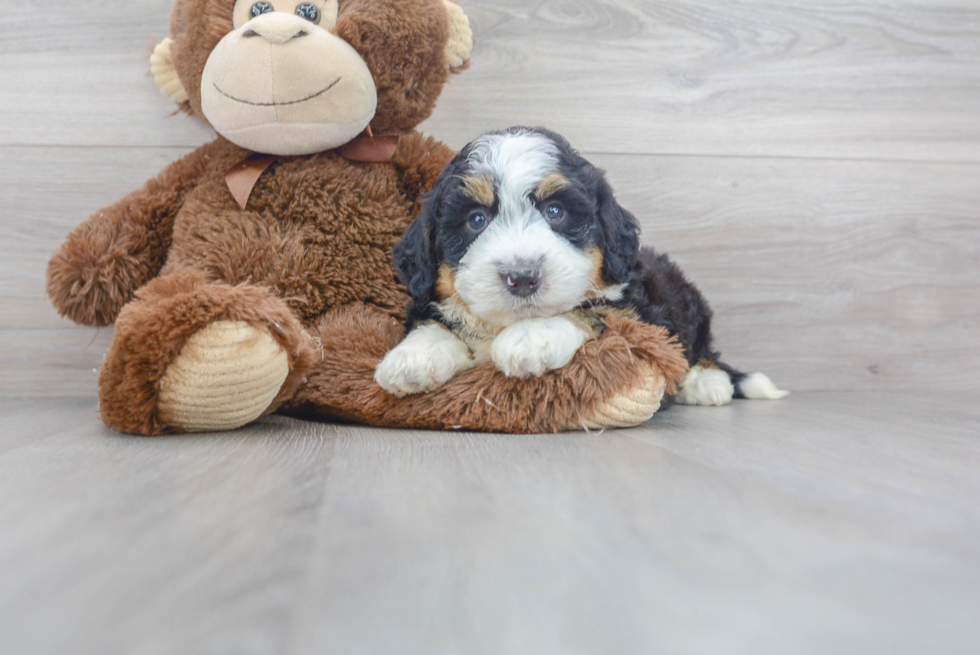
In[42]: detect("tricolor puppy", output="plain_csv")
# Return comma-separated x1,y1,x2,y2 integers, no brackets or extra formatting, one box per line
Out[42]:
375,127,787,406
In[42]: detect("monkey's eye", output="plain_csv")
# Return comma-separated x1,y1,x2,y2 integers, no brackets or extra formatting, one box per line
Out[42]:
295,3,320,22
467,211,489,232
250,2,273,18
543,202,565,223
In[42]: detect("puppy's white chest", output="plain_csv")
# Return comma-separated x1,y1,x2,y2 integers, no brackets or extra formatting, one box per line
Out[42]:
437,300,500,363
464,335,495,365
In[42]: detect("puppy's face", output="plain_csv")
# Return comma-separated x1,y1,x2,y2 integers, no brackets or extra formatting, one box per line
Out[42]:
395,127,640,327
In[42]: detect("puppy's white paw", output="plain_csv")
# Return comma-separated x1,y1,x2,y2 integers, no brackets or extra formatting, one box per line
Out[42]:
675,365,735,406
491,317,589,378
375,323,474,397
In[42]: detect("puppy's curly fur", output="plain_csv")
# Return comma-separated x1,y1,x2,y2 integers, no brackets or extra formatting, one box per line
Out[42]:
378,127,786,406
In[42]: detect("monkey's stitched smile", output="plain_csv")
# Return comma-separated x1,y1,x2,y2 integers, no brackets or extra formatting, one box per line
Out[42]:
213,77,342,107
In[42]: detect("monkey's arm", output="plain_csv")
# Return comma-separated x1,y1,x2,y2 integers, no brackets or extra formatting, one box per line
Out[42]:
391,132,457,210
47,143,217,327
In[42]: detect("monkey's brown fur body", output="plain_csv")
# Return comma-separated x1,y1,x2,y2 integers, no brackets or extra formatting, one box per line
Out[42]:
46,0,688,435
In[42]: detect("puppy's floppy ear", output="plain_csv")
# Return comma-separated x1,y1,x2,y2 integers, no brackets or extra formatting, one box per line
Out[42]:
394,194,440,300
596,175,641,284
395,151,472,298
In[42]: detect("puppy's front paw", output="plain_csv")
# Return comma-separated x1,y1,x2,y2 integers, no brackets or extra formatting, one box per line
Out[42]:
491,317,589,378
375,324,474,397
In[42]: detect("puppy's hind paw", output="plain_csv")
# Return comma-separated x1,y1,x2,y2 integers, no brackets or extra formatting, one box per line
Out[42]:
675,365,734,407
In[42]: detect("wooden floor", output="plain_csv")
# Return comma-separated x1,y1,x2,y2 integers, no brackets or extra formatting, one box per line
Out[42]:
0,393,978,654
2,1,980,652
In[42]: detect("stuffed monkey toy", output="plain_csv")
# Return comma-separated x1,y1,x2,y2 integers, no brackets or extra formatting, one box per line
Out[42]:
46,0,689,435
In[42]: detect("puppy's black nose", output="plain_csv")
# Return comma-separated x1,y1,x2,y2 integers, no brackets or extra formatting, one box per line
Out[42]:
502,268,541,298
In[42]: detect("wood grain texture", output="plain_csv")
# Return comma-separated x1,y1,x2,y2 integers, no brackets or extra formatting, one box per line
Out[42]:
1,1,979,160
0,0,213,148
1,393,979,654
595,153,980,392
0,328,112,396
3,146,977,394
3,2,980,652
427,0,980,160
3,0,979,394
0,146,194,325
0,398,337,655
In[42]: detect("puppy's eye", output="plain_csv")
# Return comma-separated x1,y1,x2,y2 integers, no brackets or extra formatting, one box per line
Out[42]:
468,211,489,231
543,202,565,223
250,2,274,18
295,3,320,22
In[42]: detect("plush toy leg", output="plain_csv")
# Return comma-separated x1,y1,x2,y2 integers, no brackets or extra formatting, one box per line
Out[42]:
282,303,689,433
98,272,315,435
579,360,670,429
155,320,289,431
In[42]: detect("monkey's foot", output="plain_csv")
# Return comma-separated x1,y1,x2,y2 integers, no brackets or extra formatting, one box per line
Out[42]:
98,272,314,435
157,321,289,432
575,362,667,430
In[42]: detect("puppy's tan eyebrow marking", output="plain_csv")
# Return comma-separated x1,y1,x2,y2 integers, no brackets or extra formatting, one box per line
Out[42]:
462,174,495,207
535,172,572,199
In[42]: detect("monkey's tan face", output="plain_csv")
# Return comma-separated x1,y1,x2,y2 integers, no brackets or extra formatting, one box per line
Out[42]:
200,0,377,155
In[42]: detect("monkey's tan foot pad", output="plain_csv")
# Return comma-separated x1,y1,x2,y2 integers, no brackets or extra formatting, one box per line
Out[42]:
574,363,667,431
158,320,289,432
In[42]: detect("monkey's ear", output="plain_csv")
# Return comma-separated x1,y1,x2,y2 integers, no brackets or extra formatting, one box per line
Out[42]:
393,198,440,300
150,36,189,104
443,1,474,71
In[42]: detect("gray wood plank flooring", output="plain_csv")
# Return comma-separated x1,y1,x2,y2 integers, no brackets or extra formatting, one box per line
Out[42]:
1,393,978,655
2,1,980,651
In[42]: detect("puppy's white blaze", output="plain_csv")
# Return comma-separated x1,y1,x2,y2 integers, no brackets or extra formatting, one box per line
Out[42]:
374,323,475,397
676,365,734,407
467,129,558,216
456,129,600,326
490,316,590,378
455,212,594,326
739,372,789,400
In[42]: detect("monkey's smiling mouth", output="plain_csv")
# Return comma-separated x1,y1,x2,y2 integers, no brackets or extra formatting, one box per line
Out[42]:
214,77,342,107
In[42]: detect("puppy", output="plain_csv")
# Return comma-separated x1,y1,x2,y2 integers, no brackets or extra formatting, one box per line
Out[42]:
376,127,787,406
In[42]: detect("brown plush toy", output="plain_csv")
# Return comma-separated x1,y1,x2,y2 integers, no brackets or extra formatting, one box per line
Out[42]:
46,0,689,436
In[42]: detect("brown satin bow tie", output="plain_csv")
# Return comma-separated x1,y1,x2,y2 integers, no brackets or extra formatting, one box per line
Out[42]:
225,128,400,210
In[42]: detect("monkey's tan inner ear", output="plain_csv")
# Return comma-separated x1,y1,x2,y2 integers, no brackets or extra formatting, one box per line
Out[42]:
443,0,473,70
151,36,189,104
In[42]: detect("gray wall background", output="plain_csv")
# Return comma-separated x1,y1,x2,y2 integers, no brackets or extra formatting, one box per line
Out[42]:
2,0,978,396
